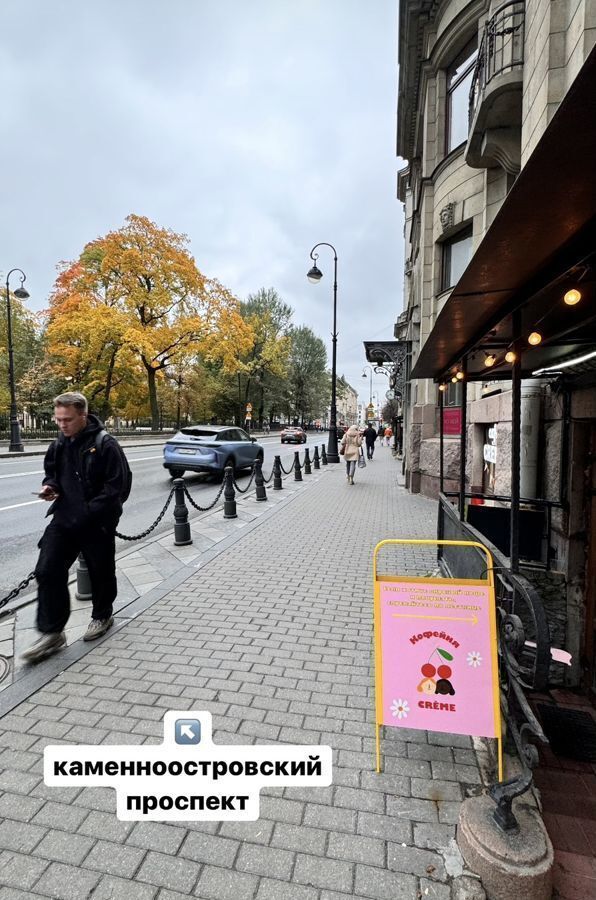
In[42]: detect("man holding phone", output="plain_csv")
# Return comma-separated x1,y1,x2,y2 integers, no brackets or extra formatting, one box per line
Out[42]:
22,392,128,662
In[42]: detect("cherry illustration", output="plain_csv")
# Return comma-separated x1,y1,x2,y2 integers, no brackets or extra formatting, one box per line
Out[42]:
437,665,452,678
421,663,436,677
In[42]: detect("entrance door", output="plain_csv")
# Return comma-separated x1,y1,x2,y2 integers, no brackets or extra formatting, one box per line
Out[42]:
584,424,596,701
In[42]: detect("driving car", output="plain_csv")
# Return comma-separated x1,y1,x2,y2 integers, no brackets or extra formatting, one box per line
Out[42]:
163,425,264,478
280,426,307,444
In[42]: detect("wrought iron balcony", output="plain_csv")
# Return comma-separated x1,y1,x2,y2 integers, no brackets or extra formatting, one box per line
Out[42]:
466,1,525,172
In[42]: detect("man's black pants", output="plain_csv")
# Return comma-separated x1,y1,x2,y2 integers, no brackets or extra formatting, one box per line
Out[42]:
35,519,118,634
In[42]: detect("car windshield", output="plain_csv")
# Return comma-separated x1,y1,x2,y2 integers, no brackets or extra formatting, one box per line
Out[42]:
179,428,220,439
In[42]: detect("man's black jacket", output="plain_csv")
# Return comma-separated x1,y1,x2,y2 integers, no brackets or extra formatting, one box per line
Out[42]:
43,414,125,528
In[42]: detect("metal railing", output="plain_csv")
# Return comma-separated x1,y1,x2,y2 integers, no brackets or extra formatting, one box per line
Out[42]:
438,492,549,830
469,1,525,121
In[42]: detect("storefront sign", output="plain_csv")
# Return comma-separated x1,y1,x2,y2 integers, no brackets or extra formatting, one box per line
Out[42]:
373,539,501,777
483,443,497,464
442,408,462,435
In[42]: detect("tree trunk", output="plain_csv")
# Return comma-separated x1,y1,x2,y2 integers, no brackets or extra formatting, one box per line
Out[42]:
146,365,159,430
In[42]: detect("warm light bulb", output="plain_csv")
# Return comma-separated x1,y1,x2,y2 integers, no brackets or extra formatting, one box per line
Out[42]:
456,370,464,380
439,384,447,392
528,332,542,346
564,288,581,306
484,354,496,367
505,350,516,363
451,376,458,383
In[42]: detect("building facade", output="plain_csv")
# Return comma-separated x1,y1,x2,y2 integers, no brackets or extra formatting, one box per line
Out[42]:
396,0,596,697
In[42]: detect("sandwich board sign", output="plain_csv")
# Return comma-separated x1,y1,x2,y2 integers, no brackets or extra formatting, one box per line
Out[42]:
373,539,502,780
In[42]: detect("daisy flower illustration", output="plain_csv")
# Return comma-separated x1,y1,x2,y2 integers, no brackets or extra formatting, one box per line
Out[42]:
467,651,482,668
390,698,410,719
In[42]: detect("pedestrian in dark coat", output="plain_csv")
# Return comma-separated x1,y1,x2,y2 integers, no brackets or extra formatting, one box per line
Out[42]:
364,424,377,459
22,392,127,663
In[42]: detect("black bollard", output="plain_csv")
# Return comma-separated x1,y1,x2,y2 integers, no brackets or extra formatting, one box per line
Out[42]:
173,478,192,545
303,447,312,475
313,446,320,470
294,451,303,482
321,444,328,465
75,553,93,600
223,466,237,518
273,455,283,491
254,457,267,502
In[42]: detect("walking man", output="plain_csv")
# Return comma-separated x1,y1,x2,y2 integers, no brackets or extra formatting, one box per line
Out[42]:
22,392,128,662
364,423,377,460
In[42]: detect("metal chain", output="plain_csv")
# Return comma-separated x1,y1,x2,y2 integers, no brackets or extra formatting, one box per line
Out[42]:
232,466,257,494
262,466,275,483
0,571,36,613
279,458,295,475
115,488,176,541
183,479,226,512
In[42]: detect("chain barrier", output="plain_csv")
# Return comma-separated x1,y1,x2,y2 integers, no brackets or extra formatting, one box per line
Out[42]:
262,465,275,484
183,480,226,512
115,487,176,541
0,571,36,614
232,465,257,494
279,458,295,475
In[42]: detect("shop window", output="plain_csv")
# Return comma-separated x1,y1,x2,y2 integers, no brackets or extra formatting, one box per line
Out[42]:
446,40,478,153
441,226,473,291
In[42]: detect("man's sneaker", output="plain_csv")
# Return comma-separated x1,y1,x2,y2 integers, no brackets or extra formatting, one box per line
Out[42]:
21,632,66,663
83,616,114,642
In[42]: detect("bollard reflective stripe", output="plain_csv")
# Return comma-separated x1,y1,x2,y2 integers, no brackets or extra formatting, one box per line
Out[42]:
75,554,93,601
173,479,192,546
303,448,312,475
294,451,303,482
254,458,267,502
223,467,237,518
273,455,283,491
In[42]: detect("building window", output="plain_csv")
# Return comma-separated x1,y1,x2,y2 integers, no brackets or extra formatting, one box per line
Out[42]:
446,40,478,153
441,226,473,290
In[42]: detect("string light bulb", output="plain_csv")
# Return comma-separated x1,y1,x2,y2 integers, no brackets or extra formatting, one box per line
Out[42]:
528,332,542,346
451,376,458,383
456,370,464,380
564,288,581,306
505,350,516,363
438,384,447,392
484,354,496,367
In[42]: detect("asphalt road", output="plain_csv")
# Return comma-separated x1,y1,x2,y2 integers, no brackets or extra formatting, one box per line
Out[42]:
0,435,319,600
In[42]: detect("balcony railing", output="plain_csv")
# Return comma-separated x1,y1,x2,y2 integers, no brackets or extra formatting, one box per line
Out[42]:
469,1,525,122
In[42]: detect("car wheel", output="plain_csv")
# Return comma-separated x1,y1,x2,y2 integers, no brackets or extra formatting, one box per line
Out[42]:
169,467,185,479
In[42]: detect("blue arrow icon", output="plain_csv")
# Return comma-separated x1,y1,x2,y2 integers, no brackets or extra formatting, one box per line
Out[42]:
175,718,201,745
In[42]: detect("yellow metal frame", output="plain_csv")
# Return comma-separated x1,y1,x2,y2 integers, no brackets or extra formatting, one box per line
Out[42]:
373,538,502,781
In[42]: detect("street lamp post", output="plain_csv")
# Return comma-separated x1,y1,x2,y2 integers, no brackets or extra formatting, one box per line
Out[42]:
4,269,29,453
362,365,373,405
307,243,340,463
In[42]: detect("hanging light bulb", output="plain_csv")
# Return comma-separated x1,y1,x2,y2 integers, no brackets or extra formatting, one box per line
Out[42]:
438,383,447,392
456,370,464,380
451,376,458,383
564,288,581,306
528,332,542,346
505,350,516,363
484,354,496,367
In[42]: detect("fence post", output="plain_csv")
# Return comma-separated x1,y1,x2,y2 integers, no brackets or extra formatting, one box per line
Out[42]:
223,466,237,518
321,444,328,465
294,451,303,482
273,455,283,491
254,457,267,502
75,553,93,600
303,447,312,475
313,446,320,469
173,478,192,545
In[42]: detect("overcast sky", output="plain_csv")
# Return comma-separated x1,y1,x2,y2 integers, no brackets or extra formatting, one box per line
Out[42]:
1,0,404,410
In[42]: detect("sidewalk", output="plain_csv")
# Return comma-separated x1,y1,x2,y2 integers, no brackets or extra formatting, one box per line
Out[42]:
0,448,489,900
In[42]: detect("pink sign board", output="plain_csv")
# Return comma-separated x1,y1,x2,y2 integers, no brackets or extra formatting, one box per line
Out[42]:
377,579,499,738
443,408,462,435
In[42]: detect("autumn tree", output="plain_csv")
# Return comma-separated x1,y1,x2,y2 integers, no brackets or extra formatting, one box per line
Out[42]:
47,215,252,427
284,326,329,424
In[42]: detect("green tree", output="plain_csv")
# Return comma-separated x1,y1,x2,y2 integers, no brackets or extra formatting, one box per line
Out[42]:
285,326,329,424
0,293,42,416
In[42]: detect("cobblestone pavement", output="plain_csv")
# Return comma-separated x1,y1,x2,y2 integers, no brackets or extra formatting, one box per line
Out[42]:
0,448,488,899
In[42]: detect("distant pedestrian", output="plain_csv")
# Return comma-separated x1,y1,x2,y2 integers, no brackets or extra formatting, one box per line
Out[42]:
340,424,363,485
22,392,130,663
384,425,393,447
377,424,385,445
364,423,377,460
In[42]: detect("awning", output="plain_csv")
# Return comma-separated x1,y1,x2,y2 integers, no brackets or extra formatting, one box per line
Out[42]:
411,43,596,382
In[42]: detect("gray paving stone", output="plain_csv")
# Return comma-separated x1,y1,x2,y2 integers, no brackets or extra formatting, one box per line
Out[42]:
136,851,200,893
293,853,354,893
271,822,327,856
386,796,439,823
387,842,447,881
32,829,95,865
235,842,295,880
411,778,463,801
178,832,239,868
0,851,49,890
259,795,304,824
218,819,274,846
419,878,453,899
303,804,357,833
32,800,89,832
0,821,47,854
327,831,385,867
30,860,101,899
0,770,41,795
194,866,258,900
414,822,457,850
91,875,157,900
0,793,44,823
354,863,418,900
334,786,385,813
256,878,319,900
83,839,146,877
126,822,186,854
78,810,134,843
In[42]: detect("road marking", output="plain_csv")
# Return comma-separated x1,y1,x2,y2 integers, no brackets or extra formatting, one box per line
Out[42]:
0,499,44,513
391,613,478,625
0,455,163,480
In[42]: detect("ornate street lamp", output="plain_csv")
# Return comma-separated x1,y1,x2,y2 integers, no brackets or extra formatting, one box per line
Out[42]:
4,269,29,452
362,365,373,404
307,243,339,462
